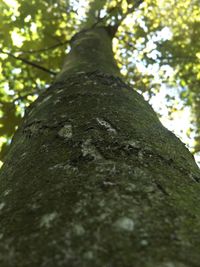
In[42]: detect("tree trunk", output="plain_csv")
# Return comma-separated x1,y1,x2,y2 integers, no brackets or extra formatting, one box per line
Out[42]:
1,27,200,267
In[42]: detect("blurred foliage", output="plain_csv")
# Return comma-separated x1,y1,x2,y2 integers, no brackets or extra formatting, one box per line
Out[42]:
0,0,200,164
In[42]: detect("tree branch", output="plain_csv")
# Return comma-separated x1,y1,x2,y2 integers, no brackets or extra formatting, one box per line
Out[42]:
15,40,69,54
0,49,57,75
106,0,144,37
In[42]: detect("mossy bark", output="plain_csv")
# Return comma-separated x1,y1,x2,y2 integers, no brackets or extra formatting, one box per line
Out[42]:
1,27,200,267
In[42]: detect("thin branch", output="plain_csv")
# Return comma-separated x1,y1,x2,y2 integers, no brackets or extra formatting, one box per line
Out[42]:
118,0,144,30
15,40,69,54
0,49,57,76
106,0,144,37
157,56,199,62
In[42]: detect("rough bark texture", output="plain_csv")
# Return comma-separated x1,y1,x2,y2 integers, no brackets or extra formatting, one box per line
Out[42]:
1,27,200,267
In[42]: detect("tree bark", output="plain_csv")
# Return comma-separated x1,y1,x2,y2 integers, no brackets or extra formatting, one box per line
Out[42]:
1,27,200,267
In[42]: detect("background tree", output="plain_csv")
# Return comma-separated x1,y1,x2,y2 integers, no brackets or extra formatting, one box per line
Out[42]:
1,0,200,266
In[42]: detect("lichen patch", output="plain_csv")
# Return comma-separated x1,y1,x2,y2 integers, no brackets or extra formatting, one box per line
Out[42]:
140,239,148,246
127,140,141,149
0,203,5,211
73,224,85,236
56,89,64,94
21,152,27,158
40,212,58,228
96,118,117,134
39,95,52,106
114,217,134,232
82,139,103,160
83,251,93,260
3,189,11,197
49,163,65,170
49,163,78,173
54,99,62,105
58,125,72,139
161,262,187,267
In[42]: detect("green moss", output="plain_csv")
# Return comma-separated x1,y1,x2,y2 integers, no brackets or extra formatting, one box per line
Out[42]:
0,29,200,266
